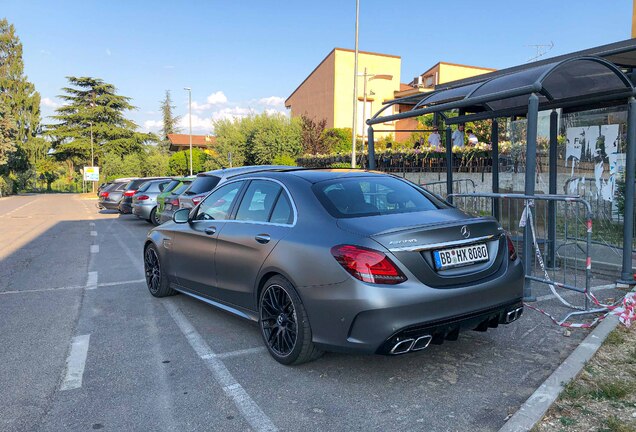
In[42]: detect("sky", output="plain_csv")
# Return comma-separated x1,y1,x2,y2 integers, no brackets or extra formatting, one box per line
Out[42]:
1,0,633,134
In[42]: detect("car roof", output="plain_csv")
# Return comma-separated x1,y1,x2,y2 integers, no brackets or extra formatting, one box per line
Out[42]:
233,168,387,184
196,165,297,179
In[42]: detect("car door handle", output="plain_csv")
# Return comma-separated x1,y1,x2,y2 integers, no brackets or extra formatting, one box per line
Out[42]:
255,234,271,244
204,227,217,235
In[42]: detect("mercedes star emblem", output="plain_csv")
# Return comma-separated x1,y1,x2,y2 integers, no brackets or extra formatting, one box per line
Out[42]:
460,225,470,239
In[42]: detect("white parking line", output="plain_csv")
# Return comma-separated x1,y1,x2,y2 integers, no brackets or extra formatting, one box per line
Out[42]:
90,245,99,253
207,347,267,359
90,231,97,237
164,300,278,432
89,222,95,227
60,334,91,391
85,272,98,290
0,279,146,295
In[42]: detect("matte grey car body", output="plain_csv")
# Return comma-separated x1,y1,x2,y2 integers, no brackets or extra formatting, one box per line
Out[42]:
144,169,524,365
178,165,296,210
132,179,173,224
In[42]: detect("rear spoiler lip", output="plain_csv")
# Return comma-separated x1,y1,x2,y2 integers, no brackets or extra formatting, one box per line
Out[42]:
386,232,503,253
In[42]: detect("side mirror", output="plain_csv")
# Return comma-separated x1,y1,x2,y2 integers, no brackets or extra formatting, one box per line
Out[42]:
173,208,190,224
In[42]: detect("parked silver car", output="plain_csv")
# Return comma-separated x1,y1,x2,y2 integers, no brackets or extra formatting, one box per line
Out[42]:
144,169,524,365
178,165,295,210
132,179,174,225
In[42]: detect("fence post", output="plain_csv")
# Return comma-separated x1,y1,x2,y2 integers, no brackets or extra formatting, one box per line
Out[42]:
367,126,375,170
446,126,453,203
619,97,636,285
547,109,558,268
523,93,539,301
491,119,499,220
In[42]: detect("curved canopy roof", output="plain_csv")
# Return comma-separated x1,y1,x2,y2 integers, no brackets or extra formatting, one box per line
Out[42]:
369,56,635,125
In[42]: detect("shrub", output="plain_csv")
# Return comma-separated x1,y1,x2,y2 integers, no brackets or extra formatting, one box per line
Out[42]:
0,175,13,197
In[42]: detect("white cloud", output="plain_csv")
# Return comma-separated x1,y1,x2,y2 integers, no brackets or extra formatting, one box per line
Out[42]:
190,91,228,111
178,114,212,132
264,108,288,117
207,91,228,105
41,97,59,108
210,107,252,123
259,96,285,107
143,120,163,131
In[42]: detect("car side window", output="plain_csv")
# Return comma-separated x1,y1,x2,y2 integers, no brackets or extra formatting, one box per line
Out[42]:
235,180,282,223
269,193,293,224
195,181,243,221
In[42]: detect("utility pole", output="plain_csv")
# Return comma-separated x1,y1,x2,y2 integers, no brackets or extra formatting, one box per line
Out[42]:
184,87,193,176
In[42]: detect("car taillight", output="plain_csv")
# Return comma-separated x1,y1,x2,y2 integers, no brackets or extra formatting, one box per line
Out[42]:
330,244,407,285
137,195,150,201
191,194,205,206
170,198,179,206
99,191,109,198
507,235,517,261
124,190,136,197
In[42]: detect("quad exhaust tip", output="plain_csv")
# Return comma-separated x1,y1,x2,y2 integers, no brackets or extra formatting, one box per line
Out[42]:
505,307,524,323
390,335,432,355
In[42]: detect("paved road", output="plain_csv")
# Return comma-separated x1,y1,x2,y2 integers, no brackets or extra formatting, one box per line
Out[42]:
0,194,613,432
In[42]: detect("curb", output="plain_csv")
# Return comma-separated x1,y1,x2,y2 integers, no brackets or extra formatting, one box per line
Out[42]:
498,315,620,432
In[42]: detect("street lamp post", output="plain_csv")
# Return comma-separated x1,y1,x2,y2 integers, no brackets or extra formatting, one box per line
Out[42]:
90,121,94,193
358,69,393,161
184,87,193,176
351,0,360,168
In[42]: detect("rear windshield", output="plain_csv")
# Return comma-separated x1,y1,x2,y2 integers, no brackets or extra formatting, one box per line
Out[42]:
172,181,192,195
137,181,152,192
313,176,441,218
162,180,180,194
186,175,220,195
128,179,149,189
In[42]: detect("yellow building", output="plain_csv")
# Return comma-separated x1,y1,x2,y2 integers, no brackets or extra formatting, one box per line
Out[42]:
285,49,496,143
285,48,401,141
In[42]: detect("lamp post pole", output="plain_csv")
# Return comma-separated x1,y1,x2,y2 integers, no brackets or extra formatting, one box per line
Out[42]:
184,87,193,176
90,121,94,193
351,0,360,168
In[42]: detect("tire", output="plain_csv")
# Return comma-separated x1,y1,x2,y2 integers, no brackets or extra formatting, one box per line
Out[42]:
144,244,176,297
149,207,159,226
258,275,323,365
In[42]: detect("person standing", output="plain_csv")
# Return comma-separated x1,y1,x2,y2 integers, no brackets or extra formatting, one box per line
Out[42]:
467,129,478,145
428,126,442,149
452,124,465,147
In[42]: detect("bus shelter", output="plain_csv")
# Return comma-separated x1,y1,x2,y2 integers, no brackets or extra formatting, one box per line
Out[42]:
366,56,636,286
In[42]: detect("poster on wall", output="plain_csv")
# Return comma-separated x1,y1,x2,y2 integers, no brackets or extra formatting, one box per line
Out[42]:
565,125,620,201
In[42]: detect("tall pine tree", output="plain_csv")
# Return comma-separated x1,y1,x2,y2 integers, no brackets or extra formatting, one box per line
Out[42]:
159,89,180,152
0,18,41,172
46,76,155,173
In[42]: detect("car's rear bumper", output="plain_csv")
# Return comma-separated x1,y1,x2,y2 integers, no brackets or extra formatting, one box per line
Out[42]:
119,202,133,213
132,203,154,219
299,258,525,355
158,209,175,224
99,200,120,210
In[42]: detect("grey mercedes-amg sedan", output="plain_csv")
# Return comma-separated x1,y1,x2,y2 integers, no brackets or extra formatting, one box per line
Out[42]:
144,169,524,365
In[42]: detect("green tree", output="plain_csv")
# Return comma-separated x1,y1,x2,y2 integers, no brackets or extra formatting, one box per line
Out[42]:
0,18,41,173
45,76,156,177
168,149,208,175
36,157,62,191
159,90,180,152
321,127,351,154
251,114,302,165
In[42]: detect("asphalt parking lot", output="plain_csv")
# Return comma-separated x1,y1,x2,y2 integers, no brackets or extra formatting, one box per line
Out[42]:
0,194,619,432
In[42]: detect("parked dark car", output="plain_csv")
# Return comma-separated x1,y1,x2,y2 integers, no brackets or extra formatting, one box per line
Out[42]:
144,169,524,365
157,178,194,224
118,177,169,214
178,166,294,210
98,178,136,210
132,179,173,225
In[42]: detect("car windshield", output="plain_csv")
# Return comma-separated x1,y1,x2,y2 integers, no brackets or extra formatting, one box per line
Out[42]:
186,176,220,195
313,176,442,218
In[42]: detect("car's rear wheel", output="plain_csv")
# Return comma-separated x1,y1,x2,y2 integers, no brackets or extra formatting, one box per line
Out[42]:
144,244,176,297
259,276,323,365
149,207,159,226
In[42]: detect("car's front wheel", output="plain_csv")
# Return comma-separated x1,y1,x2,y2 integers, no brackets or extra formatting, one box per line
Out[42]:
144,244,176,297
259,276,323,365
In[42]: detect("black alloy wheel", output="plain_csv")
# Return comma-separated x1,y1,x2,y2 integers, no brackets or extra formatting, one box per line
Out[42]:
260,284,297,356
144,244,175,297
258,276,323,365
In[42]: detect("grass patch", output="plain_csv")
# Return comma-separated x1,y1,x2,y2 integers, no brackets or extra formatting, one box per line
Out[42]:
559,416,576,426
590,380,630,401
605,330,626,346
605,415,634,432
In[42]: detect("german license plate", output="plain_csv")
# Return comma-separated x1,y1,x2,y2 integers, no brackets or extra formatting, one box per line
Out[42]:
433,243,489,270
